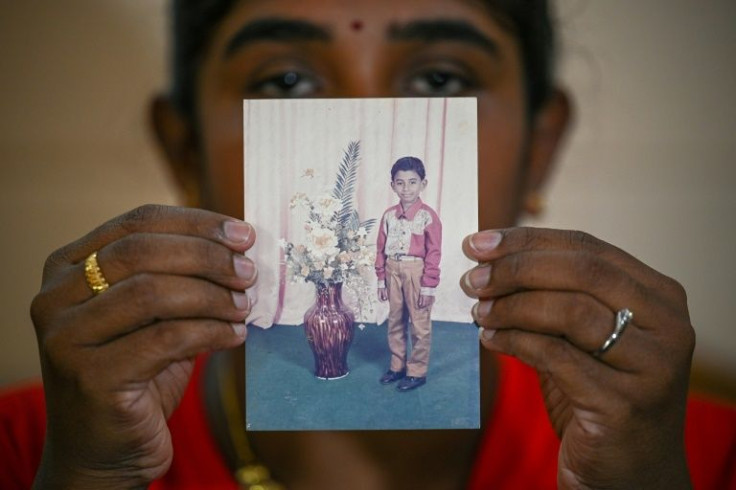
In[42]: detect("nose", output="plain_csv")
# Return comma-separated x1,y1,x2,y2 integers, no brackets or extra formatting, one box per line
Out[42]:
333,74,386,98
330,48,389,98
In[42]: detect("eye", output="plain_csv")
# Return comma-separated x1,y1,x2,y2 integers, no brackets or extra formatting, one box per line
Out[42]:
405,69,472,96
250,71,320,97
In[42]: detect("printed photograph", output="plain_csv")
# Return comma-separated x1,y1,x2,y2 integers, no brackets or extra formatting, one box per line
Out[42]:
244,98,478,430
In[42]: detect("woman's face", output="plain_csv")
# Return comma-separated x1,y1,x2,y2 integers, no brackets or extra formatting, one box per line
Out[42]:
187,0,545,230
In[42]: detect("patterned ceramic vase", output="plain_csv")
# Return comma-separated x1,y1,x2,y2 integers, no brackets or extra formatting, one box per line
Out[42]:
303,282,355,379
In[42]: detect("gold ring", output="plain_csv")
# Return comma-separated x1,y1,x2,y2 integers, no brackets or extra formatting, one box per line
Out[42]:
84,251,110,294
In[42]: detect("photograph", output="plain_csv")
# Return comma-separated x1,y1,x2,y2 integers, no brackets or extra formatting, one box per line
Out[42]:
244,97,479,430
2,2,734,488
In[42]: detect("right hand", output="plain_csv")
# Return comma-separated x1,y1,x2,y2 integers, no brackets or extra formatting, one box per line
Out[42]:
377,287,388,302
30,205,257,489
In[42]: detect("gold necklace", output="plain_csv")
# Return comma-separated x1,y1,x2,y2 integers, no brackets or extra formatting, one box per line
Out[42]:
215,354,284,490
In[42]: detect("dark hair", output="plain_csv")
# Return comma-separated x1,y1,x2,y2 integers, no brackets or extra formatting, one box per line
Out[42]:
391,156,426,181
170,0,555,119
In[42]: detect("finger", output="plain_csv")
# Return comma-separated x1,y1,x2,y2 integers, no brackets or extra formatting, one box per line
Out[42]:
463,228,686,310
464,228,633,269
479,327,625,399
84,319,246,384
43,205,255,278
43,233,258,306
461,250,681,329
56,274,251,345
472,291,656,370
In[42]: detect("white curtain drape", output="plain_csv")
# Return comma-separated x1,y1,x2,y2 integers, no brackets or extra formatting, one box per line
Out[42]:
244,98,478,326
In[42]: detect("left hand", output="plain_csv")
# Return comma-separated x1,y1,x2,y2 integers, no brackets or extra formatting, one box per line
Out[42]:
461,227,694,490
418,294,434,309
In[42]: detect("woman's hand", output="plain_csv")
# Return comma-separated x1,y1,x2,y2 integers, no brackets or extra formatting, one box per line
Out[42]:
30,205,257,489
461,227,694,490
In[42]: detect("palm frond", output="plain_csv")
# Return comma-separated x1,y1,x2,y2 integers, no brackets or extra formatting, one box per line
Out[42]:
359,218,377,234
343,209,359,231
332,141,360,224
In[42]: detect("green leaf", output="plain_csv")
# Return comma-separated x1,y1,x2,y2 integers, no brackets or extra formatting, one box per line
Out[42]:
332,141,360,226
359,218,377,234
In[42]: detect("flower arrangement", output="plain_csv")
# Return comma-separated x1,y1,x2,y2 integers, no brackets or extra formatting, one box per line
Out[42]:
280,141,377,317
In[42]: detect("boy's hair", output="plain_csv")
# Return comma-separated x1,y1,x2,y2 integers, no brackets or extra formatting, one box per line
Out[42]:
169,0,555,120
391,157,426,181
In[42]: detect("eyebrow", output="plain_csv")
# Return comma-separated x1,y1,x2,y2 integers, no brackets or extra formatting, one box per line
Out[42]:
388,19,498,57
224,17,332,58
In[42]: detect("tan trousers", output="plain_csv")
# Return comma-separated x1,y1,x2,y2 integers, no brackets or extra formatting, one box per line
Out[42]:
386,258,432,377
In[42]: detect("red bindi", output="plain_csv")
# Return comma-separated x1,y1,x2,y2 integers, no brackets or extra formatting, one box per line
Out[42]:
350,20,364,31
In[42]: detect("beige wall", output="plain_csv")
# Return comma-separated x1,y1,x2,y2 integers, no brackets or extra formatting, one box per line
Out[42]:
1,1,734,385
535,0,736,377
0,1,178,384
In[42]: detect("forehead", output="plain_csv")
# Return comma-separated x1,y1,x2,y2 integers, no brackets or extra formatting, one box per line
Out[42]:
230,0,498,23
393,170,423,181
208,0,517,57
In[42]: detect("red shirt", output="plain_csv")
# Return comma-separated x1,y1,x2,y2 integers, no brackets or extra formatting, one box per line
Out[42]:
2,356,735,489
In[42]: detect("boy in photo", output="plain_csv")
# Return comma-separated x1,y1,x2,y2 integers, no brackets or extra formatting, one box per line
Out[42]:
375,156,442,391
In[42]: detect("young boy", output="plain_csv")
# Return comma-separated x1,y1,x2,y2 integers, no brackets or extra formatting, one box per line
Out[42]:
375,156,442,391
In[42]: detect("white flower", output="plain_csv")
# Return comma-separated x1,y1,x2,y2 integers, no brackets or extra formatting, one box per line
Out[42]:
308,227,339,258
281,143,376,319
289,192,308,209
314,194,341,219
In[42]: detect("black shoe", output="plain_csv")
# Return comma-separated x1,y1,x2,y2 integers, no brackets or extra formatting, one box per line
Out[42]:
397,376,426,391
379,369,406,384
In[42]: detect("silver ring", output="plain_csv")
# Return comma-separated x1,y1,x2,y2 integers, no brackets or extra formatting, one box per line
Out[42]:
595,308,633,357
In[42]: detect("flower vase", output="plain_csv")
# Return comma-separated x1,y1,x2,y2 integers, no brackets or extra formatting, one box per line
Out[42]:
303,282,355,380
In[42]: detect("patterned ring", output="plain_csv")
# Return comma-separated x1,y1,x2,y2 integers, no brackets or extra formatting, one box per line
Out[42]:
84,251,110,295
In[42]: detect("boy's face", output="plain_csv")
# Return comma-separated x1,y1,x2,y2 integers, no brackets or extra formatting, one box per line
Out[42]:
157,0,568,231
391,170,426,208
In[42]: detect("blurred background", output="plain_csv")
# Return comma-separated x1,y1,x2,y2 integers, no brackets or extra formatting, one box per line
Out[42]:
1,0,734,397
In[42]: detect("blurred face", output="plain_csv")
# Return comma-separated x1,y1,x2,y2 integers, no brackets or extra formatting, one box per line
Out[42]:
391,170,426,208
193,0,531,229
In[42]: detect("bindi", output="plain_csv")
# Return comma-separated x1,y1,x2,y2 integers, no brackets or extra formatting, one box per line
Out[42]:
350,19,364,31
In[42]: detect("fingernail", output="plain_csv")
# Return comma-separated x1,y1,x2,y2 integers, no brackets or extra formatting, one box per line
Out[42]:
232,292,250,310
470,231,502,254
465,266,492,290
481,329,496,341
231,323,247,338
477,300,493,317
224,221,252,243
233,254,257,281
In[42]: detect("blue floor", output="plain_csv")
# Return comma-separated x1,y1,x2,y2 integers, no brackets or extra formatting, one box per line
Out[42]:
246,321,479,431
